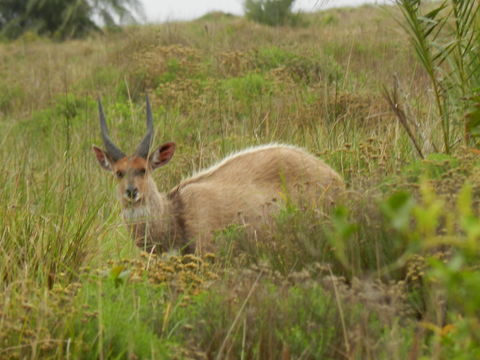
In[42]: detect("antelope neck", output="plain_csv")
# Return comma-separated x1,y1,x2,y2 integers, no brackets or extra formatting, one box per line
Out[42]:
122,177,168,220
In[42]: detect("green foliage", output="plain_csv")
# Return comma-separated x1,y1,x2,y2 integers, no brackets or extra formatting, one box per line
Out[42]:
173,277,340,359
401,153,460,182
327,206,358,269
158,58,182,83
70,277,173,359
222,193,411,279
0,95,106,287
0,0,142,40
244,0,301,26
381,191,415,232
319,14,338,26
255,46,295,69
465,93,480,147
0,82,24,114
197,11,235,22
377,180,480,355
222,72,273,101
396,0,480,152
254,46,338,84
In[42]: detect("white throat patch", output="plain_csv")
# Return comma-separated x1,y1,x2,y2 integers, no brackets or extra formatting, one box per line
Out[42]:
122,207,148,221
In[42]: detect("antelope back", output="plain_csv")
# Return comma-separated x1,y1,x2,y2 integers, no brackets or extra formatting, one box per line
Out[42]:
171,144,344,252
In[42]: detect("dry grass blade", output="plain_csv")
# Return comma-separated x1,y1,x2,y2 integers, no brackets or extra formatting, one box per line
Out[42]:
215,271,263,360
383,77,425,159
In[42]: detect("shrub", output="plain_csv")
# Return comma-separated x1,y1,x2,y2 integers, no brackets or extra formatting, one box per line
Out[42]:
244,0,301,26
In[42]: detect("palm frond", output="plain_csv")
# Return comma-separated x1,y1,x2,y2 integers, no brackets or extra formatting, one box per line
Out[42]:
395,0,480,152
1,0,143,39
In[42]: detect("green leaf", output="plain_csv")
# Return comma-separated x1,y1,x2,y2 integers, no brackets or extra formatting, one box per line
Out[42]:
110,265,131,288
381,191,415,232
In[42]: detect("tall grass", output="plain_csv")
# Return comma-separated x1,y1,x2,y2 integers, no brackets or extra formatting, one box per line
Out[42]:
0,4,479,359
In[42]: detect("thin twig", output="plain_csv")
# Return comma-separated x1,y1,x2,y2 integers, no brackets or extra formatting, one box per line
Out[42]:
215,271,263,360
383,78,425,159
327,265,350,355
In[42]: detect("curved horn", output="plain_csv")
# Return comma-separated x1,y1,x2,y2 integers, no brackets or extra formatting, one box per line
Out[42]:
135,95,154,158
98,99,125,162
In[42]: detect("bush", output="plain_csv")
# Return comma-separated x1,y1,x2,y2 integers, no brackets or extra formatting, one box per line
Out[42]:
244,0,300,26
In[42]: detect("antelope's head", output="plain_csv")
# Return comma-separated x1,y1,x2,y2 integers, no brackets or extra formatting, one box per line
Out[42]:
92,97,176,207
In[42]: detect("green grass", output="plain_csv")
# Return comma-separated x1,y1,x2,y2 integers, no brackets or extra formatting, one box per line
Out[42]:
0,4,480,359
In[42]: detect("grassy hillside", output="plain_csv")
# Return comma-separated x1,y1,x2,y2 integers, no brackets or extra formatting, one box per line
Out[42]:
0,4,479,359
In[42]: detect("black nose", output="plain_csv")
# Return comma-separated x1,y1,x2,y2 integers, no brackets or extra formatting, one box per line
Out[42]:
126,187,138,199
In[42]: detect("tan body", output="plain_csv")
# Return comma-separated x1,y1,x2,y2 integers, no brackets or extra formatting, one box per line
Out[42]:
120,144,344,254
93,98,343,255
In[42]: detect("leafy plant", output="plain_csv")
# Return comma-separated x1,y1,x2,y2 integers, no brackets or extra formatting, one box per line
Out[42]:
395,0,480,153
244,0,301,26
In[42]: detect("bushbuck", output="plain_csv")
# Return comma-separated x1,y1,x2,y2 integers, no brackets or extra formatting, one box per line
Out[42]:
93,97,344,254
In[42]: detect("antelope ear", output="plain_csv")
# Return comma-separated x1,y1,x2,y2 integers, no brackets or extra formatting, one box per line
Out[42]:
149,142,176,170
92,145,113,171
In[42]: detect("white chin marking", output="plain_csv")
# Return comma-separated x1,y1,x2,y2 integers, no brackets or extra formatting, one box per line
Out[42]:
122,207,148,221
124,195,141,203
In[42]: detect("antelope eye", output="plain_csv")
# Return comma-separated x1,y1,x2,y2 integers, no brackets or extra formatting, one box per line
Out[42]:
137,168,146,176
116,170,125,179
